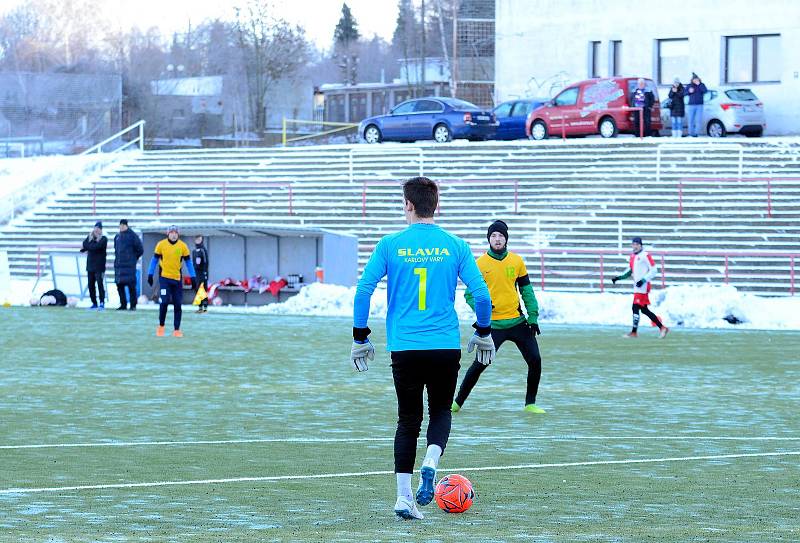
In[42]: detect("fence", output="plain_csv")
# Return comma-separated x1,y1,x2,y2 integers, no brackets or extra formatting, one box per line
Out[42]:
0,71,122,155
676,176,800,218
91,180,294,217
35,244,82,279
354,245,796,295
514,248,797,295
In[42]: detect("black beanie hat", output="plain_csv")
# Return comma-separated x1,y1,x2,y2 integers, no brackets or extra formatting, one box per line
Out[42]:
632,236,643,245
487,220,509,241
94,221,102,229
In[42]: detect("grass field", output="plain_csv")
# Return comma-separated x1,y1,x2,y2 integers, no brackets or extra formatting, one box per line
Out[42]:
0,306,798,542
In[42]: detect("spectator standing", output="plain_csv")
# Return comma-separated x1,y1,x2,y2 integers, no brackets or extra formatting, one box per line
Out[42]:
192,235,209,313
668,78,685,138
113,219,143,311
686,73,707,137
80,221,107,310
630,78,654,137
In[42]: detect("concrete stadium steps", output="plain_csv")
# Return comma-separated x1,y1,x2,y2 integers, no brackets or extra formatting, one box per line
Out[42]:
2,138,800,294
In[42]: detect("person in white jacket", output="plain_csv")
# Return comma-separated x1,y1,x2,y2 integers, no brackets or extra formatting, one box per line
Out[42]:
612,237,669,338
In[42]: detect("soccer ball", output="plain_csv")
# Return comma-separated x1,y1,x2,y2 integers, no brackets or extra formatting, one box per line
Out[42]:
434,474,474,513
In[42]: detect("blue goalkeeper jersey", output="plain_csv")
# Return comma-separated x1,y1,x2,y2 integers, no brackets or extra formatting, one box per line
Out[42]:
354,223,492,352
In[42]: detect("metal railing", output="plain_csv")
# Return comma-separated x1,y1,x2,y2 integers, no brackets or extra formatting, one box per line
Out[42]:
675,176,800,218
91,180,294,217
514,248,797,295
35,243,82,279
81,120,145,155
281,118,358,146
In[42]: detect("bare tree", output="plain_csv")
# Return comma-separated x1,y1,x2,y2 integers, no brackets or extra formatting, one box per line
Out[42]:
233,0,309,135
0,0,109,71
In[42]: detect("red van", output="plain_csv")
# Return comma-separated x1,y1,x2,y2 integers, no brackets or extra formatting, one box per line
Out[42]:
525,77,663,139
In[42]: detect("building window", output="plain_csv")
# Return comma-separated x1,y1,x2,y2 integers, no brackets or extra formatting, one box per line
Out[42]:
657,38,689,85
726,34,781,83
611,40,622,76
589,41,601,78
349,93,367,122
325,94,345,123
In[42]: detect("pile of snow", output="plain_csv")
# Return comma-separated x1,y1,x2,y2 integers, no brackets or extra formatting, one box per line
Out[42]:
5,279,799,331
0,154,124,223
253,282,799,331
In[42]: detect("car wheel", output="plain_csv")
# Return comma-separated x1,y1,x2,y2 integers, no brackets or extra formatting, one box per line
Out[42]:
599,117,618,138
433,123,452,143
364,125,382,144
707,120,726,138
529,120,547,140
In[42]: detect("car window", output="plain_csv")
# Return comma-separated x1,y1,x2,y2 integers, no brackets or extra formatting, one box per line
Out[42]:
392,101,416,114
554,87,579,106
494,102,513,117
443,98,479,110
705,91,717,104
725,89,758,101
511,102,530,117
413,100,444,113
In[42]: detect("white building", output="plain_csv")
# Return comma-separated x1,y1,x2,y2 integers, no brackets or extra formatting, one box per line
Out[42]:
495,0,799,134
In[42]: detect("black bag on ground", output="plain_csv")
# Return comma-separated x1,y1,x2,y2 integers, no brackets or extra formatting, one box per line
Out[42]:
41,289,67,306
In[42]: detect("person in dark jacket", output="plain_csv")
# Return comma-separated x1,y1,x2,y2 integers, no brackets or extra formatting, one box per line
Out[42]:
113,219,143,310
192,235,209,313
686,72,707,137
80,221,108,309
668,78,685,138
629,78,655,136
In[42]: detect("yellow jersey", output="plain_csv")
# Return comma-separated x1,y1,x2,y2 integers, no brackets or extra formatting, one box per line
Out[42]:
154,239,190,281
476,251,529,321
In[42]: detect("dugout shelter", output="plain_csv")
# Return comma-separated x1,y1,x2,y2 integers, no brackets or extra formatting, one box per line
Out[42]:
140,224,358,305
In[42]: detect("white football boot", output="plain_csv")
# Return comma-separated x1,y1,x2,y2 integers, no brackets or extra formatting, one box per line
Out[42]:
394,496,424,520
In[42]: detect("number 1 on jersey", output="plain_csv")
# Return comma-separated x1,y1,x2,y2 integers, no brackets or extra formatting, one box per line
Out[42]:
413,267,427,311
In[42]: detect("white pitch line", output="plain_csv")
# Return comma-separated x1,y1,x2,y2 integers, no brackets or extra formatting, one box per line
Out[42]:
2,435,800,450
1,450,798,495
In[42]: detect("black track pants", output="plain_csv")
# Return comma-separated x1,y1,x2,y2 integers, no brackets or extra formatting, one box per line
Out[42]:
455,323,542,407
391,349,460,474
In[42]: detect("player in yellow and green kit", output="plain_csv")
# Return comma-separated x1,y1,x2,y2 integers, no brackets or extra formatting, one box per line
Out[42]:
147,225,196,337
453,220,545,414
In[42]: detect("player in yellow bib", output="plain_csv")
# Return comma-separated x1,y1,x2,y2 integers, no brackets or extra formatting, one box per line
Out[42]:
454,220,545,414
147,225,196,337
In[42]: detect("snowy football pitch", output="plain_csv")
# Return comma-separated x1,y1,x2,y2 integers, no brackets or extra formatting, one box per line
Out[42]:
0,307,798,542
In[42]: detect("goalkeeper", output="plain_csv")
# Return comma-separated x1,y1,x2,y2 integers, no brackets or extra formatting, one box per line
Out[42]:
351,177,493,521
453,220,545,414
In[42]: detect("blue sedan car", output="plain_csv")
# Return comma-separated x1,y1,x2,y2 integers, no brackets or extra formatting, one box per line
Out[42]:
492,98,548,140
359,97,498,143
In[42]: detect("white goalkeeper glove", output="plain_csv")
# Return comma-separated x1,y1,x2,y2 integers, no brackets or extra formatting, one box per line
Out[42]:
351,340,374,372
467,333,496,366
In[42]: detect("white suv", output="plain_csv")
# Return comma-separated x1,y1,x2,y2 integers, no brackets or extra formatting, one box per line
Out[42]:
662,88,766,137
